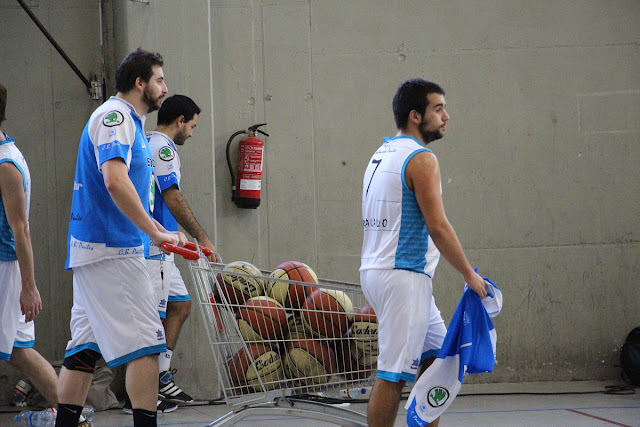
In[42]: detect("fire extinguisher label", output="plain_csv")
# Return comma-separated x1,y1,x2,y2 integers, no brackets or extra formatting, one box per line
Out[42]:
240,179,262,191
242,146,263,172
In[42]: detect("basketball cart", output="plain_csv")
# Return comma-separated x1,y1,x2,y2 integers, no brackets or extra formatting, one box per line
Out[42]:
163,243,375,427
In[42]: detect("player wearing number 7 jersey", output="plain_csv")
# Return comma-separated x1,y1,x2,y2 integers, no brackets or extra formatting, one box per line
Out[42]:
360,78,488,427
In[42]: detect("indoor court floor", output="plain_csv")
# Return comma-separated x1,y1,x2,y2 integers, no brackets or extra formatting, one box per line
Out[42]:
1,381,638,426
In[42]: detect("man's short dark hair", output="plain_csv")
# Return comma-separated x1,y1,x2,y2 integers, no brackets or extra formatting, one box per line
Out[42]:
157,95,201,126
115,48,164,93
0,83,7,125
392,78,445,130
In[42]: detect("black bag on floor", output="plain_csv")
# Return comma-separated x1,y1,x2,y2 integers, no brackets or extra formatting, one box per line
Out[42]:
621,327,640,386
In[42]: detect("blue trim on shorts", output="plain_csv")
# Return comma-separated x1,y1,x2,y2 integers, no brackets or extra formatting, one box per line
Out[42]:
106,344,167,369
0,351,11,361
375,352,442,384
13,340,35,348
65,342,102,359
168,295,190,302
158,310,167,319
420,348,440,363
377,369,416,383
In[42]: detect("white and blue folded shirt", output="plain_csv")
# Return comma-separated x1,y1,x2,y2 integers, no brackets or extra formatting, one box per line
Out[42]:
405,277,502,426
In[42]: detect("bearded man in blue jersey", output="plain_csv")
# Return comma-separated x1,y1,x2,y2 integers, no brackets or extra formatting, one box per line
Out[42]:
56,49,185,427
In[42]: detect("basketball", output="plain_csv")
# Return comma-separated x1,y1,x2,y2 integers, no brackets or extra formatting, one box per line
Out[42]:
286,315,315,341
267,261,318,310
236,296,288,342
228,343,284,393
301,288,354,338
216,261,265,307
334,339,376,381
283,339,337,385
348,305,378,367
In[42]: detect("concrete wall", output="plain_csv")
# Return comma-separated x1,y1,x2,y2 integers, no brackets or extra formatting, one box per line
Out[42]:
0,0,103,399
0,0,638,402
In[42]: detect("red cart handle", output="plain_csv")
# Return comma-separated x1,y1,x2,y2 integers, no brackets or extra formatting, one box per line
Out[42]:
184,242,213,257
160,242,200,260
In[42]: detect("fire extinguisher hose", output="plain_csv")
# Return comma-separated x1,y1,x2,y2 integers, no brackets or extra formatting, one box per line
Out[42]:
225,129,247,199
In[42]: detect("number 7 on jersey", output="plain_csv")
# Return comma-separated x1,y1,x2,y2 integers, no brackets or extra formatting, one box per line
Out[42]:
365,158,382,197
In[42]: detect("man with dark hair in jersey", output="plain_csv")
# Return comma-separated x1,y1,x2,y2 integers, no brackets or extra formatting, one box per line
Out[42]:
136,94,219,409
360,78,487,427
56,49,186,427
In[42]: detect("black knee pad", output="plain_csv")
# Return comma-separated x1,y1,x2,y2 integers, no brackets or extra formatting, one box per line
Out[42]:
63,349,101,373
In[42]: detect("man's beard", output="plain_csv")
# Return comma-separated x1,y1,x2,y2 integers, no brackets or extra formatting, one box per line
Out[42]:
142,87,162,113
419,118,444,144
173,128,188,146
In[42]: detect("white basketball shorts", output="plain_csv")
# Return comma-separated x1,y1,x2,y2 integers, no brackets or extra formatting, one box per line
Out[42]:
146,258,190,319
0,260,36,360
65,257,166,368
360,268,446,383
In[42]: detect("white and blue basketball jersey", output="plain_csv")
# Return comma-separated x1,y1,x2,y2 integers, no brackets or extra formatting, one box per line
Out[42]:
146,131,181,259
0,133,30,261
360,136,441,277
66,97,155,268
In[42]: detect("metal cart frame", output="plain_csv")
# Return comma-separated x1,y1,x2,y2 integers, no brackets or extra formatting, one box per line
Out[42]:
179,246,376,426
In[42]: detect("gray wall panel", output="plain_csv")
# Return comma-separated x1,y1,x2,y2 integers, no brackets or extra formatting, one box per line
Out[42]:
0,0,638,404
262,2,317,269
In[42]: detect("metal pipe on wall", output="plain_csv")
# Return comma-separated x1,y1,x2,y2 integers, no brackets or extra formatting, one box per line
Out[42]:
16,0,92,92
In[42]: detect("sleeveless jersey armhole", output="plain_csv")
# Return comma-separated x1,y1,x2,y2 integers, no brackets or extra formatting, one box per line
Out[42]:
401,148,432,192
0,159,26,191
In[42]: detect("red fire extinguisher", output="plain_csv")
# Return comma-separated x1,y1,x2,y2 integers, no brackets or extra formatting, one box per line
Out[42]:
226,123,269,209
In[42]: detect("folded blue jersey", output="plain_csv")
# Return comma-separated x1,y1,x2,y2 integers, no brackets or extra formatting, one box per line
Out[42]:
406,277,502,426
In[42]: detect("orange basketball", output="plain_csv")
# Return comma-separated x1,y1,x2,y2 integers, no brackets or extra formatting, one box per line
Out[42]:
267,261,318,309
236,296,287,342
354,304,377,322
283,339,337,385
301,288,354,338
228,343,284,393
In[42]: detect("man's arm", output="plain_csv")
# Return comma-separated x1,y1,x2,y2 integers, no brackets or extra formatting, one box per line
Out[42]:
0,162,41,322
405,151,486,298
162,185,219,261
102,158,179,249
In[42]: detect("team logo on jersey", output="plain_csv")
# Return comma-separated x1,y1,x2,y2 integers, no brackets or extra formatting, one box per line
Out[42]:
103,111,124,127
158,146,175,161
427,386,449,407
